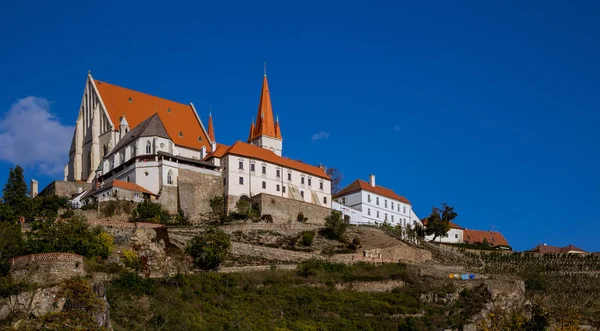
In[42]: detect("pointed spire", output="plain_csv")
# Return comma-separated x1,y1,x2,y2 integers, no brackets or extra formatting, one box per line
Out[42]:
250,71,278,141
207,108,215,142
275,115,282,139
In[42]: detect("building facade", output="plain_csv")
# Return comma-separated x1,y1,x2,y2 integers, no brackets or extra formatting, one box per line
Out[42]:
333,175,417,227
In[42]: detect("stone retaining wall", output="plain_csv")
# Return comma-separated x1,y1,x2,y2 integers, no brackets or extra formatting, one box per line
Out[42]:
10,253,86,285
251,193,331,225
39,181,92,197
177,169,223,222
87,220,165,245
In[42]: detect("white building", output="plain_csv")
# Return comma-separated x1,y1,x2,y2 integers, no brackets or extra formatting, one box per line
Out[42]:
204,71,331,210
333,175,417,227
65,72,214,183
81,179,158,204
422,219,464,244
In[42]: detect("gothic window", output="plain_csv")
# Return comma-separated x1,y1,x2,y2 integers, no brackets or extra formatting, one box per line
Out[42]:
167,170,173,185
131,145,136,157
146,141,152,154
126,175,130,182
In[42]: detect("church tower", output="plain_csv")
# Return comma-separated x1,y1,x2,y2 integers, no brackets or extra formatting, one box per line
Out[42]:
248,69,283,156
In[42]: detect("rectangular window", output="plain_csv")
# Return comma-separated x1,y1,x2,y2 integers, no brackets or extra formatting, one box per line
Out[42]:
239,177,243,185
262,181,266,189
320,182,323,190
368,194,371,203
376,197,379,205
300,191,304,198
367,208,371,216
391,215,394,222
282,186,286,193
308,178,312,186
455,234,458,239
403,206,406,213
391,202,394,209
262,166,266,174
250,164,255,172
276,184,280,192
238,161,243,169
376,211,379,218
323,196,327,204
301,177,305,185
385,200,388,208
276,169,280,177
288,173,292,181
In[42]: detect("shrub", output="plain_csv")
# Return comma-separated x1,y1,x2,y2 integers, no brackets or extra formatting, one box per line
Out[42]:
25,216,114,259
59,278,104,313
122,249,141,271
235,199,259,218
130,200,170,224
323,210,348,241
175,209,189,225
209,196,225,219
81,201,98,211
297,212,308,223
301,231,315,247
186,227,231,270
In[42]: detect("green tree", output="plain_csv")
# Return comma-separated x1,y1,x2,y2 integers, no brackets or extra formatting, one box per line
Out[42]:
32,194,69,220
186,227,231,270
2,165,30,219
424,203,458,242
0,205,23,276
25,216,113,259
323,210,348,241
481,238,491,249
130,200,170,223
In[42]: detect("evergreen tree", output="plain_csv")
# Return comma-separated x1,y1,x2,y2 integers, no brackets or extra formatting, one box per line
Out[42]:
2,165,30,219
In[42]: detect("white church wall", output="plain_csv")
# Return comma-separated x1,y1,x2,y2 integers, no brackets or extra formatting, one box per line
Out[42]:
426,228,463,244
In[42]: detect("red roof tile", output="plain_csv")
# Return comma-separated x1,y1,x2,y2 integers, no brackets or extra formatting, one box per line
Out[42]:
463,229,509,247
94,79,210,151
203,143,230,160
249,75,281,141
223,141,329,179
112,179,155,195
530,244,587,254
333,179,411,204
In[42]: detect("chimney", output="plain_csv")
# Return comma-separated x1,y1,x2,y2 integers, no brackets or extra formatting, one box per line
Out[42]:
200,146,207,159
29,179,38,198
369,174,376,187
211,141,217,153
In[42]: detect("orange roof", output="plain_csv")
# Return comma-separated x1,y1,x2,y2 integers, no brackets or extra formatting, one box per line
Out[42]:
94,79,211,151
421,218,463,229
463,229,509,247
248,74,281,141
113,179,155,195
203,143,230,160
223,141,329,179
208,112,215,141
529,244,587,254
333,179,411,204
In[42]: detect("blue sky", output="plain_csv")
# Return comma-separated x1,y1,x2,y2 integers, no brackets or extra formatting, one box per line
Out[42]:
1,0,599,252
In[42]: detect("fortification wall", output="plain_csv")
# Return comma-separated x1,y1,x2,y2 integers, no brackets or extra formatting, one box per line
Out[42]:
251,193,330,225
157,185,178,214
87,220,165,245
177,169,223,222
10,253,86,285
39,181,92,197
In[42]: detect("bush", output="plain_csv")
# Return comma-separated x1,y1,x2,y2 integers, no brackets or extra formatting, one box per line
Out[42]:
235,199,259,219
175,209,189,225
130,200,170,224
323,210,348,241
122,249,141,271
297,212,308,223
25,216,114,259
81,201,98,211
186,227,231,270
32,194,69,220
301,231,315,247
209,196,225,219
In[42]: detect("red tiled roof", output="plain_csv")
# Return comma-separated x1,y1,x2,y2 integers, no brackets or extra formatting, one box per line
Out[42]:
94,79,211,151
463,229,509,247
222,141,329,179
421,218,463,229
203,143,230,160
249,75,280,141
333,179,411,204
113,179,155,195
530,244,587,254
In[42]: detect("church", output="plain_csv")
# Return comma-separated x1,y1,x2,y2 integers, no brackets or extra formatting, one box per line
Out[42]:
67,70,332,212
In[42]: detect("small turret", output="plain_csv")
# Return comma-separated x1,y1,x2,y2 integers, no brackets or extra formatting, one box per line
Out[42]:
119,114,130,139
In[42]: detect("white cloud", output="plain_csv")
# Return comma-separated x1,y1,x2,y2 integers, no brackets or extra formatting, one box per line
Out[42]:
311,131,330,142
0,97,74,176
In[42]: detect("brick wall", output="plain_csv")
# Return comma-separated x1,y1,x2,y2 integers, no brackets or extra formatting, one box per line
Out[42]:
10,253,86,285
251,193,331,225
177,169,223,222
39,181,92,197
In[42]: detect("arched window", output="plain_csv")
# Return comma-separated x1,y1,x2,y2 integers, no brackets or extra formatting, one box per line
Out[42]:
167,170,174,185
146,141,152,154
126,175,130,182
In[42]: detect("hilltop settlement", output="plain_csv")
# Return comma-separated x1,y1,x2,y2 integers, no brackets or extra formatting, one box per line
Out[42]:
0,72,598,330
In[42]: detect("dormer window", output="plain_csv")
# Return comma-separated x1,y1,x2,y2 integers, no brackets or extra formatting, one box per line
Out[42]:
198,136,202,142
167,108,171,112
178,132,183,137
128,97,132,103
